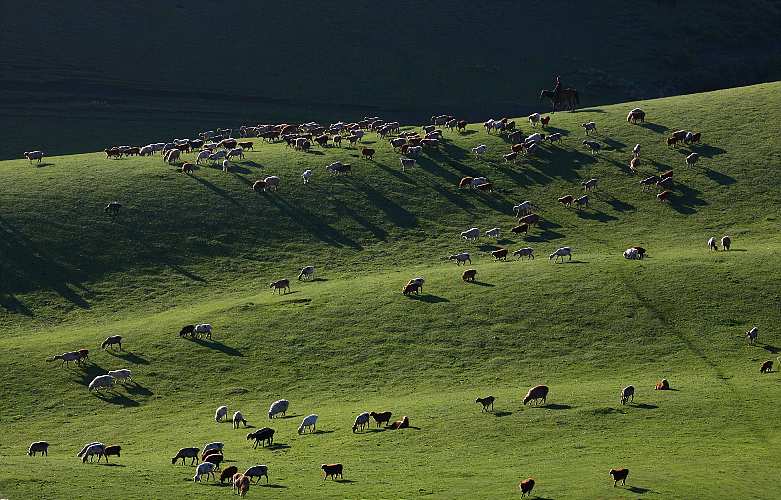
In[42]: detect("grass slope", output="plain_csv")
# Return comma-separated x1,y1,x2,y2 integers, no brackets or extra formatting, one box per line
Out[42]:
1,83,780,499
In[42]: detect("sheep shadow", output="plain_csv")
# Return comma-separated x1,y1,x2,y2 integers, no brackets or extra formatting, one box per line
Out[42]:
96,463,126,467
632,403,659,410
312,430,335,435
260,484,288,488
466,280,494,287
761,344,780,354
693,143,726,158
242,160,265,169
35,162,56,168
0,292,33,316
334,479,357,484
94,391,140,407
408,294,450,303
493,411,513,417
267,443,291,450
185,337,243,357
575,209,618,222
459,130,478,136
638,122,668,134
73,363,109,386
228,165,252,174
544,404,573,410
627,486,653,494
125,382,153,396
606,198,635,212
702,168,736,185
106,350,149,365
602,137,626,151
190,175,243,208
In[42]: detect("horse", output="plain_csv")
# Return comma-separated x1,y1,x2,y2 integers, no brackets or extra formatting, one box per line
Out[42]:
539,88,579,112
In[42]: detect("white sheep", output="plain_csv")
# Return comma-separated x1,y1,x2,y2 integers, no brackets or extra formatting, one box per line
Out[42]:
194,462,216,482
88,375,114,393
528,113,540,127
746,327,758,345
472,144,487,157
81,443,105,463
460,228,480,241
448,252,471,265
77,442,104,458
707,237,718,251
513,201,535,216
215,405,228,422
302,169,313,184
549,247,572,262
264,176,281,191
298,414,318,434
268,399,289,419
222,160,231,172
203,442,223,453
233,411,247,429
633,144,640,158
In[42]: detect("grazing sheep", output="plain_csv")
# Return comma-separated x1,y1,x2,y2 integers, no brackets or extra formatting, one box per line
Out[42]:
47,351,81,367
547,132,562,144
203,442,223,454
107,369,132,384
746,327,758,345
620,385,635,405
302,169,313,184
448,252,471,265
475,396,495,412
640,175,658,191
244,464,269,484
172,447,199,465
270,279,290,294
268,399,289,419
233,411,248,429
631,246,647,259
575,195,589,209
661,169,673,179
77,442,103,459
685,152,699,167
657,190,672,202
264,175,281,191
492,248,508,261
708,237,718,251
28,441,49,456
322,463,343,480
760,360,773,373
181,162,194,174
352,412,370,433
633,143,640,158
582,178,598,191
519,478,536,497
102,445,121,462
81,443,105,463
610,468,629,487
629,157,639,174
541,115,551,127
298,414,318,434
461,227,480,242
513,247,534,260
24,151,45,163
233,474,250,496
518,213,540,226
221,160,231,173
581,122,597,135
194,323,212,340
514,201,535,216
388,416,410,430
583,140,601,154
485,227,501,239
462,269,478,282
403,282,421,296
298,265,316,281
503,151,518,163
511,223,529,236
624,248,640,260
201,448,222,461
722,235,731,251
627,108,645,124
459,176,474,189
407,277,425,292
472,144,487,157
368,412,391,429
101,335,122,350
203,452,223,470
361,147,376,160
528,113,540,127
252,179,267,192
88,374,115,393
656,176,673,189
400,157,415,171
220,465,238,484
549,247,572,262
194,462,216,482
523,385,549,406
655,379,670,390
247,427,275,448
558,195,574,207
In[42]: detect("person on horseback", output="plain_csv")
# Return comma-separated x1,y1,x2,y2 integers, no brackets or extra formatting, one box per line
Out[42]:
553,75,562,100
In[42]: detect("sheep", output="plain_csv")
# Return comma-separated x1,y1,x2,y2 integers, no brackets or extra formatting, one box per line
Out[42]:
620,385,635,405
302,169,313,184
388,416,410,430
671,130,687,142
631,246,647,258
528,113,541,127
203,442,223,454
708,237,718,251
370,411,392,427
549,247,572,263
518,213,540,226
663,169,675,179
583,140,601,154
558,195,574,207
627,108,645,124
503,152,518,163
722,235,731,251
298,265,315,281
523,385,549,406
234,473,250,496
492,248,508,261
472,144,487,157
196,149,212,164
102,445,121,462
81,443,105,463
485,227,501,239
471,177,489,188
513,201,535,216
462,269,478,282
268,399,289,419
24,151,45,163
685,152,699,167
244,464,269,484
221,160,231,173
403,281,421,296
461,227,480,242
322,463,343,480
760,360,773,373
220,465,239,484
513,247,534,260
77,442,103,458
47,351,81,367
407,277,425,292
541,116,551,127
746,326,758,345
400,158,415,172
525,133,544,144
610,468,629,486
640,175,658,191
511,224,529,236
624,248,639,260
407,145,423,157
194,323,212,340
448,252,471,265
575,195,589,209
201,448,221,461
233,411,248,428
352,412,370,433
203,452,223,470
28,441,49,456
475,396,495,412
101,335,122,350
88,374,115,393
264,175,281,191
226,147,244,160
459,176,474,189
547,132,562,144
655,379,670,390
107,369,132,384
171,447,199,465
193,462,216,482
252,180,267,192
247,427,275,448
633,143,640,158
581,122,597,135
519,478,536,497
582,178,598,191
270,279,290,294
298,414,318,434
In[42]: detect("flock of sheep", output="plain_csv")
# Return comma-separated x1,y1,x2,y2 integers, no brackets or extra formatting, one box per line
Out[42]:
24,102,776,497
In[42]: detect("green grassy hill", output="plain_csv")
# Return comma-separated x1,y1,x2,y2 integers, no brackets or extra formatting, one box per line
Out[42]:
1,1,780,158
0,83,780,499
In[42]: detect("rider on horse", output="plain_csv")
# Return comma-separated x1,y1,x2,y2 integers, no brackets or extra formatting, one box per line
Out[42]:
554,75,562,100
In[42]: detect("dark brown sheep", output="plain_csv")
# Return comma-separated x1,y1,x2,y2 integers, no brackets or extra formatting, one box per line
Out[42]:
511,224,529,236
610,468,629,486
475,396,495,412
519,478,535,497
492,248,508,261
370,411,392,427
462,269,478,282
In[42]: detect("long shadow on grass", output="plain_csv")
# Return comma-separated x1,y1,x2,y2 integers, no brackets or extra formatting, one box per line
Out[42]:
466,280,494,287
575,209,618,222
184,337,243,357
702,167,736,185
493,411,513,417
348,178,417,229
263,194,362,249
125,382,153,397
668,183,707,214
260,484,288,488
632,403,658,410
190,175,243,208
693,143,727,158
761,344,780,354
106,350,149,365
639,122,668,134
544,404,573,410
407,294,449,303
628,486,654,494
94,391,140,407
72,362,109,386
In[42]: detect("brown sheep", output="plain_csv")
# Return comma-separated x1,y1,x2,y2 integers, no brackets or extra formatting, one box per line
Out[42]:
657,190,672,202
102,445,121,462
388,416,410,430
511,224,529,236
655,379,670,390
238,141,253,150
667,136,679,148
270,279,290,294
760,360,773,373
492,248,508,261
511,143,526,153
181,162,194,174
459,176,474,189
519,478,536,497
609,468,629,486
558,195,574,207
518,213,540,226
462,269,478,282
252,180,266,192
220,465,239,484
361,147,375,160
370,411,392,427
504,152,518,163
201,448,221,461
403,282,421,296
322,463,343,480
475,396,495,412
476,182,493,192
523,385,549,406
